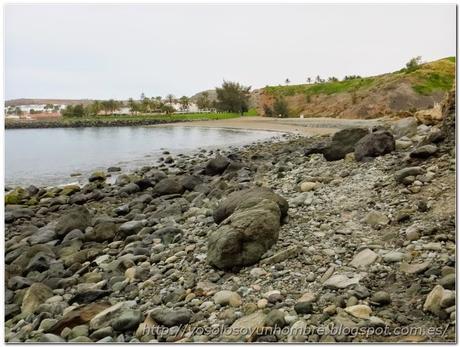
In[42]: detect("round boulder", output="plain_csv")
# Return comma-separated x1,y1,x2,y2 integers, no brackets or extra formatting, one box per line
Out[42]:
153,178,185,196
207,199,281,270
213,187,289,224
354,130,395,162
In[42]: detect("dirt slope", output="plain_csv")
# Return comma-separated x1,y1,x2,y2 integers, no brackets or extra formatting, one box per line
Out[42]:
257,57,455,119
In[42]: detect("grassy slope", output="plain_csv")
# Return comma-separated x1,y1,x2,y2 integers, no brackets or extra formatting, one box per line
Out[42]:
263,57,455,98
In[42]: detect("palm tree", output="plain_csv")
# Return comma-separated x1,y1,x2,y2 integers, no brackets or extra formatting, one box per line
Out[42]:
102,99,118,115
166,94,175,105
285,78,290,85
141,97,151,113
91,100,102,115
179,96,190,111
196,92,210,111
307,77,311,84
128,98,137,115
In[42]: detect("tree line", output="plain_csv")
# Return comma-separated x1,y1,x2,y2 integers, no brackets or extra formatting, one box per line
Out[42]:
62,81,252,117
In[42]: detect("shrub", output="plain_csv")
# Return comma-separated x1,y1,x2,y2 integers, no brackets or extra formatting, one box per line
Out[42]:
405,56,422,73
273,98,290,118
215,81,251,114
263,104,274,117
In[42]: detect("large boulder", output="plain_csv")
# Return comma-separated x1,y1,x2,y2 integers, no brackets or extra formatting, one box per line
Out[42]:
410,144,438,159
120,182,141,194
207,199,281,270
55,206,91,236
86,222,117,242
5,187,28,205
180,175,203,191
415,104,443,125
21,283,53,314
134,178,154,190
204,155,230,175
213,187,289,224
153,178,185,196
354,130,395,161
391,117,418,139
323,128,369,161
88,171,106,182
304,141,329,157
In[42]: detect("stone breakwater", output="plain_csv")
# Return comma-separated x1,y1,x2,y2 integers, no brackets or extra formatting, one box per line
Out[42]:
4,115,456,342
5,118,192,129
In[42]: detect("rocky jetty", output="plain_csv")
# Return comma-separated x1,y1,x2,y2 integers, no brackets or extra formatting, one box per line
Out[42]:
4,100,456,342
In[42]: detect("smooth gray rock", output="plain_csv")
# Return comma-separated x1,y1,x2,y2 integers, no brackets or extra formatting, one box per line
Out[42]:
204,155,230,175
208,199,281,270
323,128,369,161
150,308,192,327
111,309,143,332
55,206,91,236
119,220,144,236
86,222,117,242
213,187,288,224
153,178,185,196
394,167,424,183
392,117,418,139
410,145,438,159
354,130,395,161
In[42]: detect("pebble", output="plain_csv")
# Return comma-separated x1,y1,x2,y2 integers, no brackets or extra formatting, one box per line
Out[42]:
344,304,372,319
349,248,378,268
383,251,405,263
300,181,319,192
213,291,242,307
371,291,392,306
294,302,313,315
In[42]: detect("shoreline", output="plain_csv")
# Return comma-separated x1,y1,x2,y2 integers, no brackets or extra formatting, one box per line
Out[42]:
6,117,385,189
5,129,290,189
5,115,384,134
151,116,385,136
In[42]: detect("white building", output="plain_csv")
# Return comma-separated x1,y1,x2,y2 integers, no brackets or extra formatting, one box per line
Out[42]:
112,107,131,115
171,102,200,113
15,104,65,114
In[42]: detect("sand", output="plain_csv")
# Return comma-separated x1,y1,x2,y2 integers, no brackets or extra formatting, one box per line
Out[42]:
156,116,384,136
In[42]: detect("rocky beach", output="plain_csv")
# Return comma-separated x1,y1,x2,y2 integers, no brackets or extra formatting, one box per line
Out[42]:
4,89,456,343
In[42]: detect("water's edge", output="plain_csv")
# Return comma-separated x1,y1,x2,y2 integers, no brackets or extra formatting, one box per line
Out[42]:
6,126,288,188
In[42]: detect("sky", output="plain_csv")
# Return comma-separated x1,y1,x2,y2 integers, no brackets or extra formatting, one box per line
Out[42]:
4,3,456,100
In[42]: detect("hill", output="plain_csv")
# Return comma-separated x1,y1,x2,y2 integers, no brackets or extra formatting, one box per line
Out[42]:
257,57,455,119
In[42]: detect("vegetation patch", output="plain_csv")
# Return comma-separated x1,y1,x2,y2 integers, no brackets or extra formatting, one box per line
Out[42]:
263,57,455,98
264,77,376,97
411,58,455,95
413,72,455,95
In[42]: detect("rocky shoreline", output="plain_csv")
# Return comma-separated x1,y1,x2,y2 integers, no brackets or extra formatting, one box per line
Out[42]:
4,95,456,342
5,118,196,130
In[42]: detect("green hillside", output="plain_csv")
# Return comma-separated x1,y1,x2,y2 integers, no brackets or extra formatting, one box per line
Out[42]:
263,57,455,98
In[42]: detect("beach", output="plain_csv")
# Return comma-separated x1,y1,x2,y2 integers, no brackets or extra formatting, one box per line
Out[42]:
162,116,385,136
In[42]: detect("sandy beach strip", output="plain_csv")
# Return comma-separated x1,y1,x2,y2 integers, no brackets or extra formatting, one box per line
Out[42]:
154,116,383,136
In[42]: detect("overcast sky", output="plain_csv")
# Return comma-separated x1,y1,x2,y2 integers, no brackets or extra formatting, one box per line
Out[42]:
5,3,456,100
